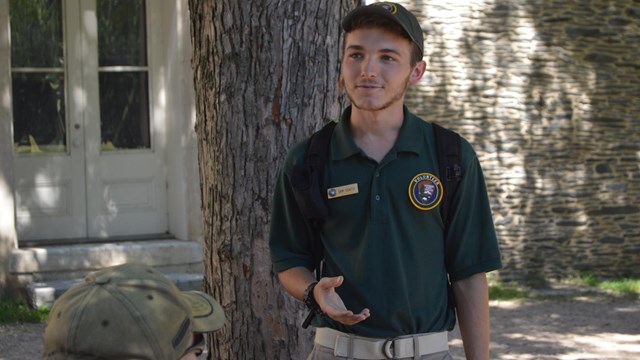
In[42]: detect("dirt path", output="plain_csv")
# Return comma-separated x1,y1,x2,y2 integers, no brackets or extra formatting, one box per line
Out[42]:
1,294,638,359
0,322,45,359
451,295,640,359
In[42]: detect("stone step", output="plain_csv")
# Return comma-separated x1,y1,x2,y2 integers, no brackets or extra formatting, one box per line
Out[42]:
26,272,204,309
9,239,204,281
8,239,205,307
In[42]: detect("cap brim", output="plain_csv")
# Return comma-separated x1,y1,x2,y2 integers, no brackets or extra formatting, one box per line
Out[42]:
182,291,226,332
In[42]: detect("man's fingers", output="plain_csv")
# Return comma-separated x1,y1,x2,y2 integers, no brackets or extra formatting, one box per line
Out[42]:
316,276,370,325
337,312,370,326
319,275,343,290
327,308,371,326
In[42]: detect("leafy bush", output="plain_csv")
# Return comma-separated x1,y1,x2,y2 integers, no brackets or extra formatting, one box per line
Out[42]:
0,299,49,324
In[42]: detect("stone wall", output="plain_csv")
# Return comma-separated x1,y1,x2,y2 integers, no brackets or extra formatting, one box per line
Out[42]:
395,0,639,281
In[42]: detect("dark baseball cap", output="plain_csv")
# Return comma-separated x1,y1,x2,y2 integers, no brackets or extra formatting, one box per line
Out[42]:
342,2,424,55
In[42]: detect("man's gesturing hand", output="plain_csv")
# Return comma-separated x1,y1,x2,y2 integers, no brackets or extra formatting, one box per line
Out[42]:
315,276,370,326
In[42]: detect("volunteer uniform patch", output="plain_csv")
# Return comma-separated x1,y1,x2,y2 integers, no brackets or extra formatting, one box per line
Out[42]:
408,173,443,210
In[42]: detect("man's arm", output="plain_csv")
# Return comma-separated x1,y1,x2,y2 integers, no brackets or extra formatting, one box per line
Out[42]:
277,267,370,325
451,272,490,360
277,266,317,301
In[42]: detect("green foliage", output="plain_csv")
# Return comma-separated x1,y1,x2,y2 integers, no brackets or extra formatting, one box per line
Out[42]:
571,273,639,296
577,272,599,287
487,273,639,300
489,283,528,300
598,279,640,298
558,273,640,299
0,299,49,324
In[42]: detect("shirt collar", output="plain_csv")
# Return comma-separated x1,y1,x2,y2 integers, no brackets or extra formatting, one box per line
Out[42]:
330,105,424,161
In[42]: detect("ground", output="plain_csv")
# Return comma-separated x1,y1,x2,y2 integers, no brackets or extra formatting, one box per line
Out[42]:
450,294,640,359
1,288,638,359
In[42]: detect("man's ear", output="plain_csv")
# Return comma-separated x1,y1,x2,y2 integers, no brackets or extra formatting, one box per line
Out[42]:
409,60,427,84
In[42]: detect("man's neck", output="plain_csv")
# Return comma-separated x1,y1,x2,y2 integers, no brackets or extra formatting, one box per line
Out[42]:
349,103,405,162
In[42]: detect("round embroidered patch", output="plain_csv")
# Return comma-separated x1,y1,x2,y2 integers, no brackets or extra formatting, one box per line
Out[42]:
408,173,444,211
376,2,398,14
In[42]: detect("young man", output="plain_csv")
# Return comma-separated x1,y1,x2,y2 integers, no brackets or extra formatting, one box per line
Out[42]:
270,3,502,359
42,263,225,360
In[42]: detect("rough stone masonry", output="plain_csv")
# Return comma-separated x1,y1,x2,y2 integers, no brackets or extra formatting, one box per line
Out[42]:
394,0,639,281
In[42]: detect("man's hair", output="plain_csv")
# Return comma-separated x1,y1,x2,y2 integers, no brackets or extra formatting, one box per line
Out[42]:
344,15,423,66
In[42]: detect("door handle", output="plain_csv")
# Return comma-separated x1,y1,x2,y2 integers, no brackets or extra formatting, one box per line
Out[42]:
72,123,81,147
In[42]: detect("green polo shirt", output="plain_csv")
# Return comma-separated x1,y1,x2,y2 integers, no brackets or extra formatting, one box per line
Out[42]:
269,106,502,338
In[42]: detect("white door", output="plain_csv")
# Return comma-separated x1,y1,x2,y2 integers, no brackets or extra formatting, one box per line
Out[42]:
11,0,167,241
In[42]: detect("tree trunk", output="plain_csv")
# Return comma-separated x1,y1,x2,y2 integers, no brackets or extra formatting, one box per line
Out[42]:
188,1,358,358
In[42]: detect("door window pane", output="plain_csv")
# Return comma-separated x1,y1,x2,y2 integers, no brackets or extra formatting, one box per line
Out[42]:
97,0,147,67
9,0,63,68
12,72,67,154
99,72,150,150
10,0,66,154
97,0,150,151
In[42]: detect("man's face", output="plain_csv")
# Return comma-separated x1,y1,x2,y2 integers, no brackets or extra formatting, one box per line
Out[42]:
341,27,425,112
179,333,206,360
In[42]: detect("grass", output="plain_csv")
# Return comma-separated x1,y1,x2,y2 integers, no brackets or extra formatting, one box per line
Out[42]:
488,273,640,300
0,299,49,324
566,273,640,297
487,273,528,300
489,283,528,300
597,278,640,297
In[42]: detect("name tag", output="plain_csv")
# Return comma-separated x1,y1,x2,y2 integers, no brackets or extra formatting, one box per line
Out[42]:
327,183,359,199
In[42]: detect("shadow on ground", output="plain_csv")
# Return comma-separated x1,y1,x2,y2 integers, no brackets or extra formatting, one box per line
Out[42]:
449,294,639,359
0,294,638,359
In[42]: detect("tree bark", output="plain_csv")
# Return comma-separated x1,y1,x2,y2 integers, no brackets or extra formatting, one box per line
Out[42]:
188,1,358,358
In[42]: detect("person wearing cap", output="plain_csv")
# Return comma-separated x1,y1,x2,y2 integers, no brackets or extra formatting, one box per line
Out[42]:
269,2,501,359
42,263,225,360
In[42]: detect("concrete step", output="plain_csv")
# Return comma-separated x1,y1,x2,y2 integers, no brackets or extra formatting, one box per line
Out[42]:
8,239,205,308
26,271,204,308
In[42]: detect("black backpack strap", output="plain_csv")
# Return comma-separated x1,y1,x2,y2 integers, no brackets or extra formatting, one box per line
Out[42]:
433,123,462,231
433,123,462,318
291,121,337,221
290,121,336,328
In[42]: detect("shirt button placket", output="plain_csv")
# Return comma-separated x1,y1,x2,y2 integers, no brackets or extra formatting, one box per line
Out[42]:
372,168,384,222
374,170,382,202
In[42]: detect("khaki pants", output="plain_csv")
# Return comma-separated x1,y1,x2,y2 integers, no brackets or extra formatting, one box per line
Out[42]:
307,344,453,360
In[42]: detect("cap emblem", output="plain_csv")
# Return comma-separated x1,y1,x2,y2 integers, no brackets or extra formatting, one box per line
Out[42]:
376,2,398,15
408,173,443,211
